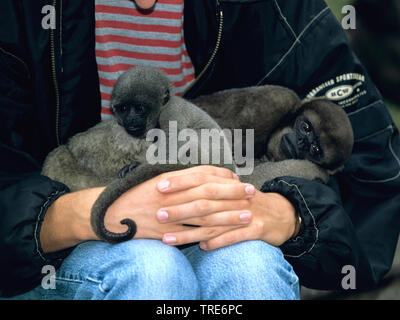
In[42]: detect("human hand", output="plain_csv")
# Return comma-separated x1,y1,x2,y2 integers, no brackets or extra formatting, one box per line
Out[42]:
104,165,254,241
40,166,244,253
145,167,258,246
158,182,299,249
198,191,300,250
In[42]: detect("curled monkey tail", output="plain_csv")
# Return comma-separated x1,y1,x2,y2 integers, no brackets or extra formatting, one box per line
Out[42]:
90,176,137,244
90,163,189,243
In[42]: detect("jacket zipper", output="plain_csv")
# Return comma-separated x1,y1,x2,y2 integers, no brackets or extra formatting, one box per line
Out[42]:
50,0,61,146
182,1,224,97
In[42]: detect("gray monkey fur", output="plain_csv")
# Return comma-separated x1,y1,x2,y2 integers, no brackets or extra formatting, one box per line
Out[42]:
192,87,354,189
191,85,302,157
42,66,235,243
242,159,330,190
41,118,153,192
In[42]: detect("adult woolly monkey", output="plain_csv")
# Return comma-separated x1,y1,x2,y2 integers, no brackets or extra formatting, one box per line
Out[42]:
42,66,235,243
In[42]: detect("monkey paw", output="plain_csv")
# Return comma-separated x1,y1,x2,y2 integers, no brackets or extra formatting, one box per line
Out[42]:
118,161,140,179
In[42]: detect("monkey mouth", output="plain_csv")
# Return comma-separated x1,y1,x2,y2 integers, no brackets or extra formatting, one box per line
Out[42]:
126,126,146,137
281,134,301,159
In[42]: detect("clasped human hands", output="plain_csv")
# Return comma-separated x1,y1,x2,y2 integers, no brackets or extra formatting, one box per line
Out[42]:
105,165,299,251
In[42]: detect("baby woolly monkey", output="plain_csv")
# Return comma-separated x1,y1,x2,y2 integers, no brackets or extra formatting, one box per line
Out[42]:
192,86,354,189
42,68,167,192
42,66,235,243
242,98,354,189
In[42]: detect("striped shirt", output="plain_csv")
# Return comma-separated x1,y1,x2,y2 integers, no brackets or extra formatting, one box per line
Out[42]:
95,0,195,120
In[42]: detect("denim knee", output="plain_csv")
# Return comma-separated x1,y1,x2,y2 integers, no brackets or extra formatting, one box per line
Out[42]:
55,239,200,300
184,240,299,300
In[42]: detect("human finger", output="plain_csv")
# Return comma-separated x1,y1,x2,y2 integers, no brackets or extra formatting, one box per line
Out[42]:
181,210,253,227
199,225,260,251
156,199,250,223
162,225,243,246
157,171,240,193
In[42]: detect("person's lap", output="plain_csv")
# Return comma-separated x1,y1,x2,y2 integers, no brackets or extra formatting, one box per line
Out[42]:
8,239,299,300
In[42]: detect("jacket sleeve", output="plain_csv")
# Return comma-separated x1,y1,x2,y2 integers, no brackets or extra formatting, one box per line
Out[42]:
0,171,71,297
261,2,400,290
0,49,72,297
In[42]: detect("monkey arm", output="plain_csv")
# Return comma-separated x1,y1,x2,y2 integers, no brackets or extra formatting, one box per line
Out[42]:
66,119,132,178
191,85,302,136
160,97,236,173
241,159,329,189
42,119,152,191
41,145,106,192
191,86,303,157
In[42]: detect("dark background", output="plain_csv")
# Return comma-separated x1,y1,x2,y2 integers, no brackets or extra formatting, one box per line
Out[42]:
326,0,400,127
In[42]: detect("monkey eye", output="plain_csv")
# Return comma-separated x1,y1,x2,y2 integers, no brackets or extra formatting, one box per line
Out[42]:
302,122,312,133
118,105,129,113
134,105,145,114
311,144,322,156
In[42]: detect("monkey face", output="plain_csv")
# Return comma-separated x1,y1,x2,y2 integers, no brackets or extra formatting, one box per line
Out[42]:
280,116,324,163
111,66,173,138
114,102,150,137
299,100,354,172
268,99,354,173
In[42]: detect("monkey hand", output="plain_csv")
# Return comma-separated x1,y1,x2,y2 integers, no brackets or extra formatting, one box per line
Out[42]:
118,161,140,179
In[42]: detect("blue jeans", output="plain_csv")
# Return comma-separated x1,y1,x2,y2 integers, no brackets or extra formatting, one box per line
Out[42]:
10,239,299,300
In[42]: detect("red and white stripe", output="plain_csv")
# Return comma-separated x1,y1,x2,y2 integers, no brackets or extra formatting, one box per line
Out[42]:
95,0,195,119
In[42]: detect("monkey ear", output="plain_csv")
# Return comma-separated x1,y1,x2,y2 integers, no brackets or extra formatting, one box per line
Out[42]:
163,88,170,105
111,104,116,114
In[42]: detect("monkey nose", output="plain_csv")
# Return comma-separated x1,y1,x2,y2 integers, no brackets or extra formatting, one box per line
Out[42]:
281,134,301,159
135,0,157,10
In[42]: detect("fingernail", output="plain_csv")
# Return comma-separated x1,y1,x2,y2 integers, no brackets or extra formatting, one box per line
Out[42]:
163,235,176,244
240,211,252,222
245,184,255,196
200,242,208,250
157,210,168,222
158,179,170,191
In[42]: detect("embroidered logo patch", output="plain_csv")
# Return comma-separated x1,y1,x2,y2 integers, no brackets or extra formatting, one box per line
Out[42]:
307,73,367,108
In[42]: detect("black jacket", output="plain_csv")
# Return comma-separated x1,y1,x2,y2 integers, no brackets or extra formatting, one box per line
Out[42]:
0,0,399,297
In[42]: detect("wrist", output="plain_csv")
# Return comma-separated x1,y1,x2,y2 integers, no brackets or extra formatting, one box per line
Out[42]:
261,192,298,244
69,187,106,242
269,193,300,240
40,187,105,253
